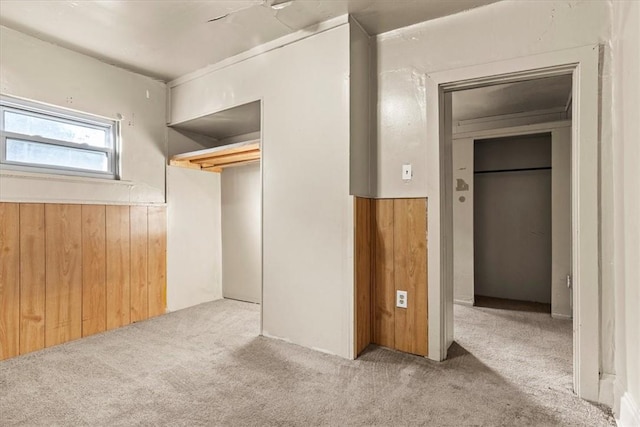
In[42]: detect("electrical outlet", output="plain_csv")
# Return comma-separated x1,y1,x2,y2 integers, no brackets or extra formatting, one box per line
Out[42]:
396,290,408,308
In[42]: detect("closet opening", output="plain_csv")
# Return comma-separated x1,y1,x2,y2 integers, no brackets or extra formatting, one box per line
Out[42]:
168,100,262,334
473,133,553,311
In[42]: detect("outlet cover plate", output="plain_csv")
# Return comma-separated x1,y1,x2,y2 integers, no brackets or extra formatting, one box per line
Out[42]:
396,290,408,308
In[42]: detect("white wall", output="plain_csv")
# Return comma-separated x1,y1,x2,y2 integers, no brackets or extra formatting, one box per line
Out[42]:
374,1,610,198
169,23,354,358
612,1,640,424
551,127,572,318
167,128,215,158
349,17,372,197
0,26,166,204
166,166,222,311
222,163,261,304
452,138,474,305
374,0,615,391
0,26,223,316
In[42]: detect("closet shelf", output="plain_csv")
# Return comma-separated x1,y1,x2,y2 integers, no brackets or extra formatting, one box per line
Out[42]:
169,140,260,173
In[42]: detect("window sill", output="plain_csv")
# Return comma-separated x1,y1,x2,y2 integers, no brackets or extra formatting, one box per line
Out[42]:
0,167,130,186
0,168,166,206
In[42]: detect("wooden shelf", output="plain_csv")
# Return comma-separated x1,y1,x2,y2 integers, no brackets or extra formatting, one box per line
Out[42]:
170,140,260,173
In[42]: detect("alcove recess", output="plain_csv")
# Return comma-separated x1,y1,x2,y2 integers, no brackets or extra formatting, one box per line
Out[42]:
169,100,261,173
355,197,428,358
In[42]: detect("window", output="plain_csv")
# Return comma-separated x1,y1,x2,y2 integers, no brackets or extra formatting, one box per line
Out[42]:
0,96,118,179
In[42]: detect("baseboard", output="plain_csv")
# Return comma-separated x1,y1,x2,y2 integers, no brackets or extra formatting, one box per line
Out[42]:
618,392,640,427
551,312,572,320
599,374,615,407
262,331,342,359
222,294,260,304
454,298,474,307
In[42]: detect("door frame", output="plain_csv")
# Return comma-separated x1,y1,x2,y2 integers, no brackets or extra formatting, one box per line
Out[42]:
424,45,600,401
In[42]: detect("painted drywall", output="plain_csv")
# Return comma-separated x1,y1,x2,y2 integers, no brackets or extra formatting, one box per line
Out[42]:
452,138,474,305
349,17,372,197
612,1,640,423
169,23,353,358
167,128,216,158
474,134,551,173
551,127,572,318
166,166,222,311
373,0,616,387
452,75,571,121
374,1,608,198
373,0,611,196
221,163,261,304
0,26,166,204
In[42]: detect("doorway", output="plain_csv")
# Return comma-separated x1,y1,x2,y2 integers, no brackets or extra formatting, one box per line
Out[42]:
446,75,574,396
450,73,574,316
425,45,601,401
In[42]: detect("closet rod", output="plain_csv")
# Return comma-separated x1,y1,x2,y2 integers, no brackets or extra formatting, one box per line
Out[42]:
474,166,551,174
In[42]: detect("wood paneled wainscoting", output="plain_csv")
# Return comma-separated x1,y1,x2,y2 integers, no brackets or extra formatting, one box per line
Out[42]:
0,203,167,360
355,197,428,357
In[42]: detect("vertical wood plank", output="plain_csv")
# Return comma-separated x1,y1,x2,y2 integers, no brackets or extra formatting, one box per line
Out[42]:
354,197,371,356
372,199,395,348
394,198,428,356
45,204,82,347
19,204,45,355
82,205,106,337
148,206,166,318
130,206,148,323
106,205,131,330
0,203,20,360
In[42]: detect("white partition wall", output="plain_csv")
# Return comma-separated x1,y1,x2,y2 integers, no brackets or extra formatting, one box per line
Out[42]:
612,1,640,423
168,21,354,359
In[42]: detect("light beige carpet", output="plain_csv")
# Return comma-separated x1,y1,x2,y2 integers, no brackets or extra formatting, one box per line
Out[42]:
0,299,614,426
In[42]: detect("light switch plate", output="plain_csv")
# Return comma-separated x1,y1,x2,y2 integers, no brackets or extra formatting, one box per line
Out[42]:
396,290,408,308
402,164,412,181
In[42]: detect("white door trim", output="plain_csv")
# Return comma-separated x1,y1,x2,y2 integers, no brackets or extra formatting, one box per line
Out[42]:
425,45,600,401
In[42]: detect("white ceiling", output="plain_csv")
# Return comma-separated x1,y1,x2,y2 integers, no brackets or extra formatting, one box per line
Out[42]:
0,0,498,81
452,75,573,122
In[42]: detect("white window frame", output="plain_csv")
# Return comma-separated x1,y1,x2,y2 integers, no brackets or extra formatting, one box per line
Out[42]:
0,95,119,179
